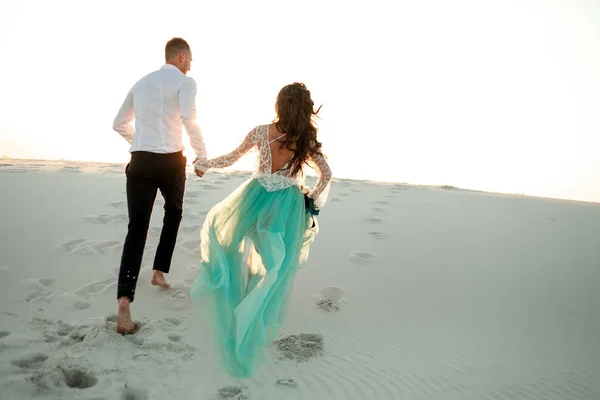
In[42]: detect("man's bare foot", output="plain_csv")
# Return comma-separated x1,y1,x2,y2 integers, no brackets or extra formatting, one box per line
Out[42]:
151,271,171,289
116,297,135,335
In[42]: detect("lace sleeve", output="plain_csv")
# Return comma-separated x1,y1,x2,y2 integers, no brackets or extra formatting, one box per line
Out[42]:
307,152,332,209
194,126,260,172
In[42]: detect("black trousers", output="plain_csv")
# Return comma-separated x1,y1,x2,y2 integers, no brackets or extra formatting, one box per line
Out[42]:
117,151,187,302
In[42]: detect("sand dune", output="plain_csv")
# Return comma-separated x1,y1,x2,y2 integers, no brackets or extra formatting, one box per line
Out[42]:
0,159,599,399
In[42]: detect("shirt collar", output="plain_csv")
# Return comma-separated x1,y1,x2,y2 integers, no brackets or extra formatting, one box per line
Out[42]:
160,64,183,74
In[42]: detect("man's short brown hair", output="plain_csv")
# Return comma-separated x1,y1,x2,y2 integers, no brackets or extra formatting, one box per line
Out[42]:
165,38,191,61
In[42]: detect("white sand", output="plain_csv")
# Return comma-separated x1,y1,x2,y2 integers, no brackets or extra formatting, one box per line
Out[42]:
0,159,599,400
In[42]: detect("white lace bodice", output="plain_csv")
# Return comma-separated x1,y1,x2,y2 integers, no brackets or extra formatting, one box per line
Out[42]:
194,124,332,208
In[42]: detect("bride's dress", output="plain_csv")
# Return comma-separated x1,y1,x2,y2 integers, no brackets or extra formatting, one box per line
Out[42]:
191,124,332,377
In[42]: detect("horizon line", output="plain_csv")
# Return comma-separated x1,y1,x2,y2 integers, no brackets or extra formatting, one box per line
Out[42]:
2,155,599,206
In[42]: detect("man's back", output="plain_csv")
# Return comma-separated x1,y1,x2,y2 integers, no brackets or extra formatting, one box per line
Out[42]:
130,65,191,154
113,64,206,159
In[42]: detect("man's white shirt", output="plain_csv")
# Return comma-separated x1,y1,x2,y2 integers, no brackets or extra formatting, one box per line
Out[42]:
112,64,207,160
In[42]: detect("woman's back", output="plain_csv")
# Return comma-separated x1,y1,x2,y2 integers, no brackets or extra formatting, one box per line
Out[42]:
267,124,295,173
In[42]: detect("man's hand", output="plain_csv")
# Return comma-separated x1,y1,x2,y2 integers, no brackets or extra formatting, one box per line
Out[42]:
191,156,205,177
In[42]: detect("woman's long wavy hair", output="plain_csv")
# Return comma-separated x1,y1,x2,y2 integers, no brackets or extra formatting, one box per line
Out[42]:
273,82,324,177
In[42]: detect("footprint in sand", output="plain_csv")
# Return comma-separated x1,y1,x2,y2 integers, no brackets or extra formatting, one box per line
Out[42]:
26,292,54,303
168,334,182,343
59,239,122,255
316,286,346,311
56,323,75,337
28,317,89,344
171,291,190,300
108,201,126,209
59,239,87,252
351,188,361,193
320,286,346,301
350,251,375,263
11,353,49,369
23,279,56,303
84,214,128,225
276,378,298,389
91,240,123,255
274,333,325,362
53,293,93,310
372,207,386,213
67,325,93,343
40,278,55,287
218,386,249,400
0,331,10,339
31,364,98,390
163,317,184,327
331,198,342,202
72,301,92,310
364,218,383,224
23,278,55,291
75,278,117,299
368,231,388,240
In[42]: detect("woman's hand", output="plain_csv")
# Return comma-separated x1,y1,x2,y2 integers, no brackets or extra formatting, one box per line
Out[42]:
299,185,311,195
192,157,205,177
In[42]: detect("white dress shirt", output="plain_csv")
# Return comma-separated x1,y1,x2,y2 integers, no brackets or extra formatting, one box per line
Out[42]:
112,64,207,159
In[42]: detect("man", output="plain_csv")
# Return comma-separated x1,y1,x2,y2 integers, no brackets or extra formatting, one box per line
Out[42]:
112,37,207,334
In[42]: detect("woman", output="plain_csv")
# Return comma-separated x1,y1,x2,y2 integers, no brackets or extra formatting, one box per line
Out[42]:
191,82,332,377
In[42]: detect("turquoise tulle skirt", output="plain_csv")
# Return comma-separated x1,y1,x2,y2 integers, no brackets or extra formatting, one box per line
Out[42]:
191,178,319,377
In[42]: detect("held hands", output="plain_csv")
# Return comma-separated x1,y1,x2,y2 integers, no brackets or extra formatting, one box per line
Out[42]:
192,157,205,178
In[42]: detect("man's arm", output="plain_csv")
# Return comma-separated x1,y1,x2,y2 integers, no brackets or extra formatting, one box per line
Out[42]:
112,90,135,144
179,78,207,160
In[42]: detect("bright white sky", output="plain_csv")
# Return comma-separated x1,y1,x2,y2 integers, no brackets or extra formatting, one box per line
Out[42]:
1,0,599,202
